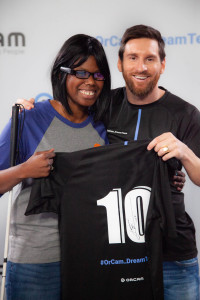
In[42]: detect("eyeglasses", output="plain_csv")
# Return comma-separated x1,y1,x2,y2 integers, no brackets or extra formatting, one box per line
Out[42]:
60,67,105,81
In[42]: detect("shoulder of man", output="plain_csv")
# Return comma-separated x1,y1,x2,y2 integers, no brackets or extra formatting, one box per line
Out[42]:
161,87,196,108
160,87,199,115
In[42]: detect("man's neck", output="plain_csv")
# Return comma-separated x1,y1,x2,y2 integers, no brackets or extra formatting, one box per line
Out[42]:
126,86,165,105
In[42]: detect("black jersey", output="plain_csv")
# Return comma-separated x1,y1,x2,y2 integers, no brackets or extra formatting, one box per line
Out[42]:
26,140,176,300
104,87,200,261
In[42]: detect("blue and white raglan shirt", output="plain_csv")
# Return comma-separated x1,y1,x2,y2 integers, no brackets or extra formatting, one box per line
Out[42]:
0,99,108,263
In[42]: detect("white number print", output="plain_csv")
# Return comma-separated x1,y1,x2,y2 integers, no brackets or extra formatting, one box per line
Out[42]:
97,187,151,244
97,189,125,244
125,187,151,243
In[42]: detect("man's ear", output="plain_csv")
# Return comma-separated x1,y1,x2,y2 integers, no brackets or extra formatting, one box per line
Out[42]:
117,57,122,72
160,58,166,74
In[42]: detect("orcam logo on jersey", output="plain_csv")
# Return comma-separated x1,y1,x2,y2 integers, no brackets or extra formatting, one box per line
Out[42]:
121,277,144,283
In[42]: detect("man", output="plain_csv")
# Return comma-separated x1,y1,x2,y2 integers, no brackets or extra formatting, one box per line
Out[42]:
104,24,200,299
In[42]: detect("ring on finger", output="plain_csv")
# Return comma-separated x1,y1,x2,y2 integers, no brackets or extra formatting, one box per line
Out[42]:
48,162,54,171
162,146,169,153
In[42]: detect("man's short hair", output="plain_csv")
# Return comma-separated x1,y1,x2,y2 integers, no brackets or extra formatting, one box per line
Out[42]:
119,24,166,62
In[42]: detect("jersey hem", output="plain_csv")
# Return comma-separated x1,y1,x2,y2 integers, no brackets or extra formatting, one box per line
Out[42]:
163,250,198,262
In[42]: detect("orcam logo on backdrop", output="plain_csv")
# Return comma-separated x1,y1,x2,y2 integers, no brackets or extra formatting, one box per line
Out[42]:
35,93,53,103
96,33,200,47
0,32,26,55
163,33,200,45
96,35,121,47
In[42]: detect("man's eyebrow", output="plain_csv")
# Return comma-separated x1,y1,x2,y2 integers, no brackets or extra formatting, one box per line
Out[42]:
126,53,137,56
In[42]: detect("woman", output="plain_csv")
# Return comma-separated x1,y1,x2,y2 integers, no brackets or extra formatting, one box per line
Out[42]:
0,34,111,300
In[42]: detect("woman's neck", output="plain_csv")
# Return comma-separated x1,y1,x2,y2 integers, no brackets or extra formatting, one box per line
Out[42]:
50,100,89,123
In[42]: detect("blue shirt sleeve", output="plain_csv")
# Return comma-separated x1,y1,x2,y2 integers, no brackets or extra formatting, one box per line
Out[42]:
0,118,12,170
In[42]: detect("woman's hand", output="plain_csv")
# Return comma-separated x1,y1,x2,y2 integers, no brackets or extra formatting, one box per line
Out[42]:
0,149,55,194
21,149,55,178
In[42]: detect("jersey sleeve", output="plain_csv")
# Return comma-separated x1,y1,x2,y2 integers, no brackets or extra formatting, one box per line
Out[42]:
25,151,83,216
25,176,60,215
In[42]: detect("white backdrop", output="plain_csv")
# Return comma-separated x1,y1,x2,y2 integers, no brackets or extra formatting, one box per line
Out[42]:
0,0,200,288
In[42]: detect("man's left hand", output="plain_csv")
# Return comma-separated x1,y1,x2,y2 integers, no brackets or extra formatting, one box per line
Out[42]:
147,132,186,161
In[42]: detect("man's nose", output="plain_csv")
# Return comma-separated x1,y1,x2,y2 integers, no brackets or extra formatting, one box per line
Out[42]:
135,59,148,72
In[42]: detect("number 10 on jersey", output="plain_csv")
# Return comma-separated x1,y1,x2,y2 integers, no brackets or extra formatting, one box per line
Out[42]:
97,187,151,244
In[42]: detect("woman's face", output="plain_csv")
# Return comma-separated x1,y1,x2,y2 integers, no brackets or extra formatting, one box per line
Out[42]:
66,56,104,112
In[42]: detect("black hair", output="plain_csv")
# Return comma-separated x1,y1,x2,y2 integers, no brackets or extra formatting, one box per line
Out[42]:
51,34,111,122
119,24,166,62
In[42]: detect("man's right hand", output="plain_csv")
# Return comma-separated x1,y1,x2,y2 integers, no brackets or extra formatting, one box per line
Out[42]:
172,170,186,191
16,98,35,110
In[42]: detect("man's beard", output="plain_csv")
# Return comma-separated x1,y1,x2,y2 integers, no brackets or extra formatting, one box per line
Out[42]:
122,70,161,100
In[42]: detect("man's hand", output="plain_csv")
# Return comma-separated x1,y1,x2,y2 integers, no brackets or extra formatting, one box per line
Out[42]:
147,132,200,186
172,170,186,192
15,98,35,110
147,132,187,161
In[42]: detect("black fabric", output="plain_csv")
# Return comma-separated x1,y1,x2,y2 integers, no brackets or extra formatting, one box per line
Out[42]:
103,87,200,261
26,140,176,300
104,87,200,156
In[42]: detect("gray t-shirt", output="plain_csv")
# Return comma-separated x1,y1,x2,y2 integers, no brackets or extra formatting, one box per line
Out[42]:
0,100,108,263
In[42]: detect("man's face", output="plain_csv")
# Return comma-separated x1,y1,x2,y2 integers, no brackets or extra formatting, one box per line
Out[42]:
118,38,165,99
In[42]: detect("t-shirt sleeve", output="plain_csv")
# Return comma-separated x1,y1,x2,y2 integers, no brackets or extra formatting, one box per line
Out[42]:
0,111,31,171
0,114,29,197
178,106,200,157
0,118,12,171
0,119,12,197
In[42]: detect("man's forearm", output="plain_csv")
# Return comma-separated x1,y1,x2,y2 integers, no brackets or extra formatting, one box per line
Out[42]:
181,145,200,186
